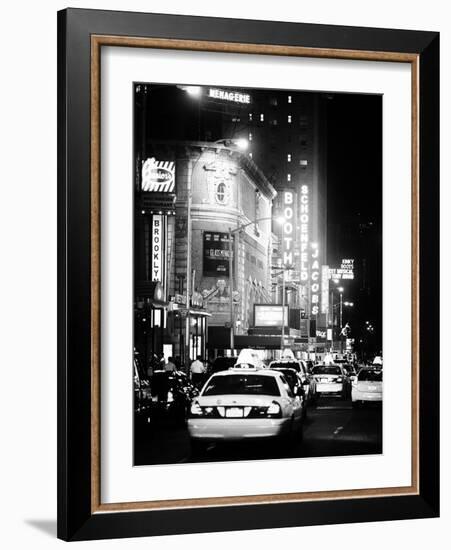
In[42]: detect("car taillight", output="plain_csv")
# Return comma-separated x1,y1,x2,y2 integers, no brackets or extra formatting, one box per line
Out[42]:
167,391,174,403
335,377,343,383
190,401,202,415
189,402,220,417
266,401,282,418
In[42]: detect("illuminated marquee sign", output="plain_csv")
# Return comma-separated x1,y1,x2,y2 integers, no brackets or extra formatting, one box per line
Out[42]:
208,88,251,104
282,190,295,268
310,243,320,316
254,305,289,327
299,185,309,282
142,158,175,192
151,215,164,282
328,258,355,280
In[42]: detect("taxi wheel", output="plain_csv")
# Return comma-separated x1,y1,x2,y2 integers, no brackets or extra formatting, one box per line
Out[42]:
297,420,304,442
190,439,208,456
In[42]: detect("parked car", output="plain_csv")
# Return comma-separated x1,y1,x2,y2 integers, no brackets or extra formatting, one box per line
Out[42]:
268,366,307,418
311,364,349,399
188,362,304,453
269,359,315,401
149,370,198,425
352,367,383,407
134,355,152,429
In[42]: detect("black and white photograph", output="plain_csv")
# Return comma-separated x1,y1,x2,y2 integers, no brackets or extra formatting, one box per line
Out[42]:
133,83,383,465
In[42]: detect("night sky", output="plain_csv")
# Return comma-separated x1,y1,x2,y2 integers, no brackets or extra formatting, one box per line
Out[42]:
325,92,382,347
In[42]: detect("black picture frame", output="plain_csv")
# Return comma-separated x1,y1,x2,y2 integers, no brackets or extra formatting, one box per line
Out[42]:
57,8,439,541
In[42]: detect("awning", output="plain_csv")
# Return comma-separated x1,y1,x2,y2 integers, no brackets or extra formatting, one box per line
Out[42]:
135,281,168,306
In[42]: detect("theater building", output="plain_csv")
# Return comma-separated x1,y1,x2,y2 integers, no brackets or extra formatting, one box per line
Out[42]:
135,140,277,365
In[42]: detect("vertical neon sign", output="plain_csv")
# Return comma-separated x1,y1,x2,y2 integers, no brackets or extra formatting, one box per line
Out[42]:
299,185,309,282
311,243,320,316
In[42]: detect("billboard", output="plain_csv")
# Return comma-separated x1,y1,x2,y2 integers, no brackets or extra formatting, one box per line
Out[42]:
208,88,251,104
254,304,289,327
328,258,355,280
141,158,175,192
203,232,234,277
151,215,164,283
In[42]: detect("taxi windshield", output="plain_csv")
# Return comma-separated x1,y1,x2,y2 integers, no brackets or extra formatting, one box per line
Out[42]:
312,366,342,375
270,361,300,372
358,369,383,381
202,374,280,396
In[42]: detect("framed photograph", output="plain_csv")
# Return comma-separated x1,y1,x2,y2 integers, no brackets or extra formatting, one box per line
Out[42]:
57,8,439,541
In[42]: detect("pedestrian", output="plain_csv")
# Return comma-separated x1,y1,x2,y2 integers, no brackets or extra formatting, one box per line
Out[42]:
147,353,158,379
164,356,177,372
174,355,182,372
190,355,206,388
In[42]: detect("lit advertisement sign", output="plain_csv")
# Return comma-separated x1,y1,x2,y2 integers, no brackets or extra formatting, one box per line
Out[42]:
142,158,175,192
254,304,289,327
321,265,329,315
282,190,295,268
151,215,164,283
329,258,355,280
203,232,234,277
310,243,320,316
299,185,309,282
208,88,251,104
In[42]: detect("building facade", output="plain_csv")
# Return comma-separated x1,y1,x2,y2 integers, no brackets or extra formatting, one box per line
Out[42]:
135,140,277,366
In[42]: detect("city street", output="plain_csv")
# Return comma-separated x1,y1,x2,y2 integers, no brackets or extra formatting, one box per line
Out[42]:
134,396,382,465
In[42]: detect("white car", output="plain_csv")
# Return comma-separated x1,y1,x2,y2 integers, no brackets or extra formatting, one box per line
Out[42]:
268,359,315,401
188,365,304,452
311,364,348,398
352,368,383,406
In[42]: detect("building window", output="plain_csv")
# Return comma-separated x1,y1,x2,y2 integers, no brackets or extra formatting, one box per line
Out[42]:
288,95,292,103
269,97,278,107
287,154,292,162
216,182,227,204
300,159,308,166
249,113,253,121
231,117,241,122
287,173,291,182
260,113,264,122
288,115,292,123
249,132,253,141
299,116,308,128
269,119,278,127
248,152,253,159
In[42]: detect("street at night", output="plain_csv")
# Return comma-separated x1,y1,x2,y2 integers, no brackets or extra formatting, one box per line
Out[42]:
133,82,384,466
134,396,382,465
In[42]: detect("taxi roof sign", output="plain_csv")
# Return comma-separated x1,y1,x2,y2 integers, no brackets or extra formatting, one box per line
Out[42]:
234,348,264,369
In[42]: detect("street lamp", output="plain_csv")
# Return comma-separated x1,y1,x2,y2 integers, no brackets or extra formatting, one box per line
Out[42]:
228,215,284,353
183,86,202,97
214,138,249,151
337,286,344,329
